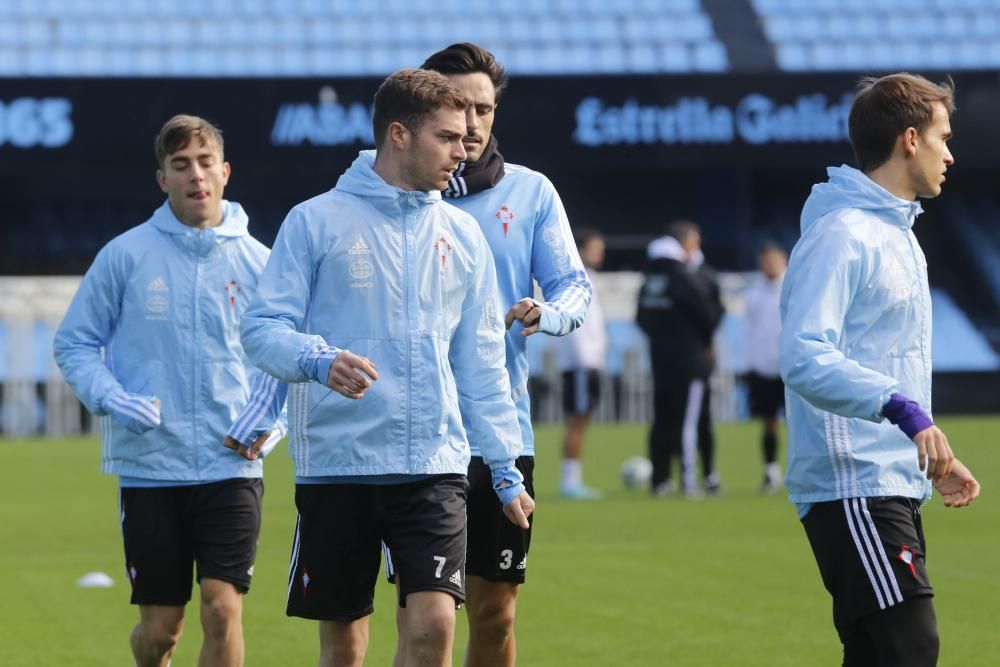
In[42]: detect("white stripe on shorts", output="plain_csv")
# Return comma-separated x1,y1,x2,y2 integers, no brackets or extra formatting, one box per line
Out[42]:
382,540,396,579
859,498,904,604
287,514,301,603
843,498,904,610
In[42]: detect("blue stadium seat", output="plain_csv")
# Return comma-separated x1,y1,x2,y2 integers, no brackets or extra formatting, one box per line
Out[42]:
810,42,840,71
593,44,627,73
680,14,715,41
693,41,727,71
791,14,823,41
942,14,970,38
972,10,1000,37
751,0,780,14
763,15,794,41
627,44,661,73
562,45,596,73
0,49,19,75
660,43,692,72
774,42,809,71
22,48,52,75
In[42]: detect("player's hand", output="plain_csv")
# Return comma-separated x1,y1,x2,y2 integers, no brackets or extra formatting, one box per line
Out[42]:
326,350,378,399
934,458,980,508
504,298,542,336
502,491,535,529
912,425,954,482
223,431,272,461
103,392,161,434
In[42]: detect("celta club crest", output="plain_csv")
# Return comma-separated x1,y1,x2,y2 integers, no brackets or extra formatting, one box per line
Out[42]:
496,205,514,237
225,280,241,307
898,545,917,578
434,235,453,268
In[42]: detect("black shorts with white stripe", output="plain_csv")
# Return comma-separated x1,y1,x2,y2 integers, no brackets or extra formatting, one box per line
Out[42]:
561,369,601,417
287,476,467,621
802,496,933,639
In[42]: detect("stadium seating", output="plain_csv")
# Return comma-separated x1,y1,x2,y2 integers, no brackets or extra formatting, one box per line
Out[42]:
0,0,727,76
754,0,1000,71
948,195,1000,306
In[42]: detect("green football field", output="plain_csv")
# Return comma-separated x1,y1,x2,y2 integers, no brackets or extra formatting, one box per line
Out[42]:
1,418,997,666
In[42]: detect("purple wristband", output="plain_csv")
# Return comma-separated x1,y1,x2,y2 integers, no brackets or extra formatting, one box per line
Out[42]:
882,393,934,440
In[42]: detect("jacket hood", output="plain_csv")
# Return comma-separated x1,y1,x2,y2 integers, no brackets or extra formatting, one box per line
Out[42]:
801,165,923,234
150,200,249,238
647,235,687,262
335,150,442,209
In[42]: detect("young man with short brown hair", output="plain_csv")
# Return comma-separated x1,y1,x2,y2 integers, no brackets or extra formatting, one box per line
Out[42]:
780,73,979,666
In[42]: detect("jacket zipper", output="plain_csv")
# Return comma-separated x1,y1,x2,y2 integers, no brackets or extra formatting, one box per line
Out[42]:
402,198,412,473
192,233,202,479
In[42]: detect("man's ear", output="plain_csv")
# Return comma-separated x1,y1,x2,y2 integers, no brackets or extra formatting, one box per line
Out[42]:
386,121,410,150
902,126,919,157
156,169,167,193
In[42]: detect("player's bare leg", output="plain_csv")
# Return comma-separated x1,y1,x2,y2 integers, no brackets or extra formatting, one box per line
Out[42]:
400,591,456,667
393,579,407,667
563,414,589,466
561,414,599,498
319,617,369,667
197,578,244,667
131,605,184,667
464,576,519,667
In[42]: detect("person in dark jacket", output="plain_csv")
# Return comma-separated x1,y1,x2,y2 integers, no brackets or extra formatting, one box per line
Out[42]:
637,221,724,498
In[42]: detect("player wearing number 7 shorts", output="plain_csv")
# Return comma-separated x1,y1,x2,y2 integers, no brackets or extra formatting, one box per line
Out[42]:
239,69,533,667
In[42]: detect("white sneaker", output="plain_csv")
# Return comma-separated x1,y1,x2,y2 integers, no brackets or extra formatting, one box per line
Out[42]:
561,484,603,500
653,481,674,497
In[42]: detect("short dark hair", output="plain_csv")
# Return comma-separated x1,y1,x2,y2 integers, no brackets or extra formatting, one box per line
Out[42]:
421,43,509,104
372,69,468,149
848,73,955,172
574,228,603,251
758,241,786,257
666,220,700,244
155,114,224,167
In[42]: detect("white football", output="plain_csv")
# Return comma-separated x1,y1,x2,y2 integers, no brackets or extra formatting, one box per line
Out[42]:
621,456,653,489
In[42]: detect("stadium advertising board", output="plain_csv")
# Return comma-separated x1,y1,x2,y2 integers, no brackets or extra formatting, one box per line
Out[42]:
1,72,997,271
1,72,996,177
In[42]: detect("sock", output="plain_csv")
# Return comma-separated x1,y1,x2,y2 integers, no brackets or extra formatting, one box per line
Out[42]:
562,459,582,489
763,432,777,464
766,462,782,483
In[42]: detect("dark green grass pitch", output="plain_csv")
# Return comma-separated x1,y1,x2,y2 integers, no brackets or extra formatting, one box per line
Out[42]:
2,418,997,665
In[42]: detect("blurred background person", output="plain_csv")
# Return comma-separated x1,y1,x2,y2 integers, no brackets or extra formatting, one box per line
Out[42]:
743,242,788,493
637,221,724,499
685,223,726,496
558,229,608,500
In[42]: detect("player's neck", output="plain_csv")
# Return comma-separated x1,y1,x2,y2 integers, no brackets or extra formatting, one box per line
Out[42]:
865,163,917,201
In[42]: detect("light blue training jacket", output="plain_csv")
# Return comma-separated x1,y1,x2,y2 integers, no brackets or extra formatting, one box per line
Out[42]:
780,165,933,517
239,153,522,477
53,201,285,482
439,158,591,457
358,152,590,454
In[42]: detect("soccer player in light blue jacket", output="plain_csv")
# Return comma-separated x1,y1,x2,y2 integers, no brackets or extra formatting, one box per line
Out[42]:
389,44,591,667
239,69,533,667
779,74,979,667
53,115,285,667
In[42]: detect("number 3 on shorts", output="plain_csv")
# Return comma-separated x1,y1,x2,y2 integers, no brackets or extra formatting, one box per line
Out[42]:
499,549,513,570
434,555,446,578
